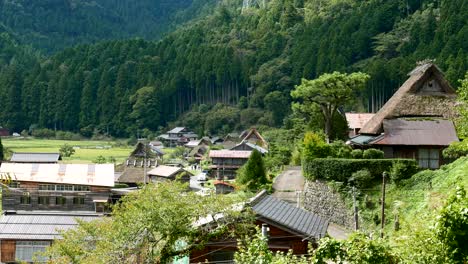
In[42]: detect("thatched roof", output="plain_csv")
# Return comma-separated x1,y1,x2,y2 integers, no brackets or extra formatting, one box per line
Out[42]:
360,63,458,134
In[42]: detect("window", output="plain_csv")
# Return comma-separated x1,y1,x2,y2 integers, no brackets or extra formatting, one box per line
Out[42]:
55,196,67,205
418,148,440,169
73,197,85,205
8,181,20,188
20,194,31,205
74,185,90,192
56,185,73,191
38,196,50,205
38,184,55,191
15,241,50,262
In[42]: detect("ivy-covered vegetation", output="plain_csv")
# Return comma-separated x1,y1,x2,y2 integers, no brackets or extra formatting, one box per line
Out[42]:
0,0,466,136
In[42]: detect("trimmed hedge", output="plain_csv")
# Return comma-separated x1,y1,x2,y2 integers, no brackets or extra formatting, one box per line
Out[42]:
303,158,418,182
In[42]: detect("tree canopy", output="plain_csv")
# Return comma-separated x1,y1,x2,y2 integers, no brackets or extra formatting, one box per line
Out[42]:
291,72,370,140
236,150,268,191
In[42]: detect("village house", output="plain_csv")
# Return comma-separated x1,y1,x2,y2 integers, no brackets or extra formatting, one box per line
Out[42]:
0,163,114,263
9,152,62,163
345,113,375,138
349,63,459,169
239,128,268,149
209,150,252,179
147,165,192,183
190,190,329,263
230,141,268,155
117,142,161,186
158,127,198,147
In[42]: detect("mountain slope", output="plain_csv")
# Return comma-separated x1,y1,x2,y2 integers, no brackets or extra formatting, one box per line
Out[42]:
0,0,466,135
0,0,217,53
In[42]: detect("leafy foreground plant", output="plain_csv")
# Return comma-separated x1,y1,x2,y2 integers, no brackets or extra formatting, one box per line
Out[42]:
44,182,248,264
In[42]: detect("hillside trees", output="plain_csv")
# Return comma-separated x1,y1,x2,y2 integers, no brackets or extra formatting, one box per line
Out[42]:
291,72,370,140
45,182,247,263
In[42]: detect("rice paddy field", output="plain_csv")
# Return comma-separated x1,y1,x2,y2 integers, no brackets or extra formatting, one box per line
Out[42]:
2,137,133,164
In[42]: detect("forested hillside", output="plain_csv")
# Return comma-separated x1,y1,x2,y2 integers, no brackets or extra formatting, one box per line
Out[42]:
0,0,217,53
0,0,466,136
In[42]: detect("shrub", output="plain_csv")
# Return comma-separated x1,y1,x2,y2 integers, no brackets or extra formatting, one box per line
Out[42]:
31,128,55,138
302,132,330,159
303,157,417,182
363,148,384,159
349,169,373,188
329,140,352,158
59,144,75,158
351,149,363,159
390,161,419,185
442,141,468,159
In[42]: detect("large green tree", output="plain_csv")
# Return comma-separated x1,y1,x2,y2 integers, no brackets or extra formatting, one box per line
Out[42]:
455,72,468,139
45,182,246,263
291,72,370,141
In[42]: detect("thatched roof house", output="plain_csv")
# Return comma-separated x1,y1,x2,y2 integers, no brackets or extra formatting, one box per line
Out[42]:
360,63,458,135
350,63,459,169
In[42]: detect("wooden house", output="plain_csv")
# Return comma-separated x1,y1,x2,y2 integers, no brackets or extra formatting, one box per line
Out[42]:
10,152,62,163
213,180,236,194
240,128,268,149
190,191,329,263
231,141,268,155
158,127,198,147
209,150,251,179
185,137,212,149
147,165,192,183
117,142,159,186
349,63,459,168
0,163,114,263
345,113,375,138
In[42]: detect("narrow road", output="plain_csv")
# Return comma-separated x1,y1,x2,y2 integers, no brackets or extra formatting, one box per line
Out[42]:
272,166,304,204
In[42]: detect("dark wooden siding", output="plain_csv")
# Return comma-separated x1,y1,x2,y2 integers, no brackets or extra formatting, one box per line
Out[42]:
1,240,15,263
2,182,111,212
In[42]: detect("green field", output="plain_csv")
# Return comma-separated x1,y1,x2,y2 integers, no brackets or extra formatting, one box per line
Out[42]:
2,138,133,164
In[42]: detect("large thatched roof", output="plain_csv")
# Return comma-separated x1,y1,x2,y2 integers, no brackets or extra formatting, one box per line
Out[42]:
360,63,458,134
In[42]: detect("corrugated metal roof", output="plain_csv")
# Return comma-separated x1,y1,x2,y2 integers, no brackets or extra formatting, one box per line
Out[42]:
168,127,186,134
0,163,115,187
147,165,183,177
345,113,375,129
347,135,378,146
251,192,328,240
0,213,102,240
371,118,459,146
10,152,61,163
209,150,252,159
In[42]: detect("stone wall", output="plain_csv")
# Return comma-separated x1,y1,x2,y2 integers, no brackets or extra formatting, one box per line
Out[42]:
302,180,354,228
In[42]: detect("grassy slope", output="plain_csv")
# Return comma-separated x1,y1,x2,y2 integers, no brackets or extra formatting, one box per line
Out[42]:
359,157,468,236
2,138,133,164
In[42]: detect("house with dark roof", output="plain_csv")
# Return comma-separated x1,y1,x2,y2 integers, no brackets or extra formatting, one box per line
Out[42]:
231,141,268,155
10,152,62,163
349,63,459,168
0,163,114,263
147,165,191,183
158,127,198,147
190,190,329,263
117,142,161,186
345,113,375,137
240,128,268,149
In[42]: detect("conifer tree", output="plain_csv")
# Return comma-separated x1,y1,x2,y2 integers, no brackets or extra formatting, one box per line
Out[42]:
236,150,268,191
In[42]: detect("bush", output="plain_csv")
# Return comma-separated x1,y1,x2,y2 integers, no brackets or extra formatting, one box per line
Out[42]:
442,141,468,159
329,140,352,158
349,169,373,188
303,157,417,182
59,144,75,157
302,132,330,159
31,128,55,138
390,161,419,185
351,149,363,159
363,148,384,159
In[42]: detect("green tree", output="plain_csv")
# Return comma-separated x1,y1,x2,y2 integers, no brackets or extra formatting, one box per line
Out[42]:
455,72,468,139
59,144,75,158
291,72,370,141
130,86,162,130
45,182,245,263
236,150,268,191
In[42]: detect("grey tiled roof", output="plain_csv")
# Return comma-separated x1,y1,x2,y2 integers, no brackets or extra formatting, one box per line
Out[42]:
10,152,61,163
251,192,328,240
0,212,102,240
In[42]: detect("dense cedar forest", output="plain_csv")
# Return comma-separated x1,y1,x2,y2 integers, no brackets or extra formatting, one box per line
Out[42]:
0,0,466,136
0,0,216,53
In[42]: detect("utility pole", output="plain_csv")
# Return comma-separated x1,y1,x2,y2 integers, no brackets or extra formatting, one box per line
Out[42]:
143,141,147,185
380,172,387,238
352,186,359,231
